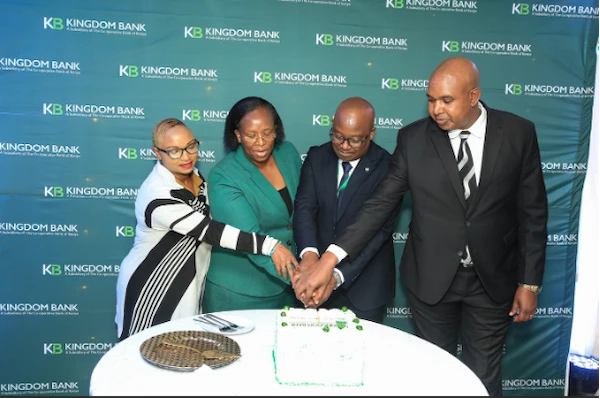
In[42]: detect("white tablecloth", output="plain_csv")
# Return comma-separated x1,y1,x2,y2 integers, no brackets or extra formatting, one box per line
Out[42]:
90,309,489,396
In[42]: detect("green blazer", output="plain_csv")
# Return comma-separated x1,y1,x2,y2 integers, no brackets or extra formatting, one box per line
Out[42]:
206,141,302,297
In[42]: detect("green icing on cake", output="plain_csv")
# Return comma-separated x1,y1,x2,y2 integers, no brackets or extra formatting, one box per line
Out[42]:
280,311,287,317
341,306,348,312
356,325,363,331
322,325,330,332
352,318,360,324
281,322,288,327
336,321,347,329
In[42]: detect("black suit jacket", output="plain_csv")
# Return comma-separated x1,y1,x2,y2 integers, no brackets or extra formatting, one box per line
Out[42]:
336,104,548,305
293,142,399,311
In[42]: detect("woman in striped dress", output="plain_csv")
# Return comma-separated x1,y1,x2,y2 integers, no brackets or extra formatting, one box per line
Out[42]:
115,118,298,340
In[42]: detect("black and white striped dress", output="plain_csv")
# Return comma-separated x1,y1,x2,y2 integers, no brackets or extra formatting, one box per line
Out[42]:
116,162,277,339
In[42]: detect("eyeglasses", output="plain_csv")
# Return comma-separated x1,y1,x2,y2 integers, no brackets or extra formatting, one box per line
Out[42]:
241,131,276,143
330,131,369,148
155,140,200,159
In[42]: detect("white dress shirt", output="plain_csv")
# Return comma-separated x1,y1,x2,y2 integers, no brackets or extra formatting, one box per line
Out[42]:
448,102,487,185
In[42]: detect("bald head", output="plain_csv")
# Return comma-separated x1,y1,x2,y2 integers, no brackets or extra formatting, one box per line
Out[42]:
430,57,480,90
331,97,376,162
334,97,375,130
426,57,482,131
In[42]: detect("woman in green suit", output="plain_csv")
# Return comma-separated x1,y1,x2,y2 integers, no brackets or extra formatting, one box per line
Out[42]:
204,97,302,311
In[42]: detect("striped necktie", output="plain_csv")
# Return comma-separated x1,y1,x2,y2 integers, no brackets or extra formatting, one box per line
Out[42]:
337,161,352,210
457,130,477,205
457,131,477,266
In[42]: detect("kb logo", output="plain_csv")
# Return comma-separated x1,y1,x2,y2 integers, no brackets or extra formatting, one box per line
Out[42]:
44,186,64,197
116,226,135,237
118,148,138,159
381,78,399,90
385,0,405,8
312,115,332,126
43,17,64,30
315,34,333,46
253,72,272,83
184,26,203,38
43,264,62,275
43,103,63,115
511,3,530,14
442,41,460,52
505,84,523,95
119,65,139,78
44,343,63,355
182,110,202,121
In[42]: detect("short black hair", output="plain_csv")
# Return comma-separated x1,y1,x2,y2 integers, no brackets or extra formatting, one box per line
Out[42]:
223,96,285,152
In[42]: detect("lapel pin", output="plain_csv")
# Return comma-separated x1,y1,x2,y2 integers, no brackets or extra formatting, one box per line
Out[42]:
365,167,370,172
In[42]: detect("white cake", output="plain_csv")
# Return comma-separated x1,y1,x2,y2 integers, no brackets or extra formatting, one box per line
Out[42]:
273,307,365,386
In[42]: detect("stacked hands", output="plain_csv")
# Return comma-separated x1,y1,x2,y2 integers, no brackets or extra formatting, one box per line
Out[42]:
272,245,539,320
270,244,337,308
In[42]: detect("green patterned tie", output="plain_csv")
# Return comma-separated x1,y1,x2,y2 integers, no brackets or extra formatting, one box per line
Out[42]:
337,161,352,210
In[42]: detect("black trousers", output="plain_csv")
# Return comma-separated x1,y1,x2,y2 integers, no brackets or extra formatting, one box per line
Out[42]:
406,265,513,397
324,289,386,324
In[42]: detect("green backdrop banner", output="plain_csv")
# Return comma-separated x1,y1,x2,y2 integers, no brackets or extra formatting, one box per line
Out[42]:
0,0,597,396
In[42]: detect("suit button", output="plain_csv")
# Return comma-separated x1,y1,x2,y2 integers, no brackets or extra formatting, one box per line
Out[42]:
465,221,471,227
286,240,292,246
287,225,292,230
457,250,463,257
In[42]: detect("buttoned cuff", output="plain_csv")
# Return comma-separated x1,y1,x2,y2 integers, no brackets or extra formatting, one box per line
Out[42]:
300,247,319,259
325,244,348,264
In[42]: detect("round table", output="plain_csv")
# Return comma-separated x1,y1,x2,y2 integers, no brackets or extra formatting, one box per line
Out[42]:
90,309,489,396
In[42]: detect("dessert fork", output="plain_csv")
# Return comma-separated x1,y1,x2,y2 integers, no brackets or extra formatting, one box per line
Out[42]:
205,313,240,329
194,316,236,333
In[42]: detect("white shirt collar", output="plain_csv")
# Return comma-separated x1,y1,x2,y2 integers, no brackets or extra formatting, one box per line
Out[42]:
448,102,487,139
338,158,361,168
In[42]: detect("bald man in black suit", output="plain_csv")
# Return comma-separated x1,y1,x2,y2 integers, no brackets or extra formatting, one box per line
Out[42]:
293,57,548,396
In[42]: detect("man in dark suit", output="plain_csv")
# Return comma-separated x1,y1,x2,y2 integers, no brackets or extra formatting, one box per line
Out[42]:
293,97,399,323
292,57,548,396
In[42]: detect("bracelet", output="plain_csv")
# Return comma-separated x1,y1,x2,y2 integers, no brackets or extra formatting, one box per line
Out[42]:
268,241,280,257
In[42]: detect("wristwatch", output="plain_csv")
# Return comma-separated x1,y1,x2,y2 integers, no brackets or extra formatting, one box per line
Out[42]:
333,269,343,290
519,283,542,295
